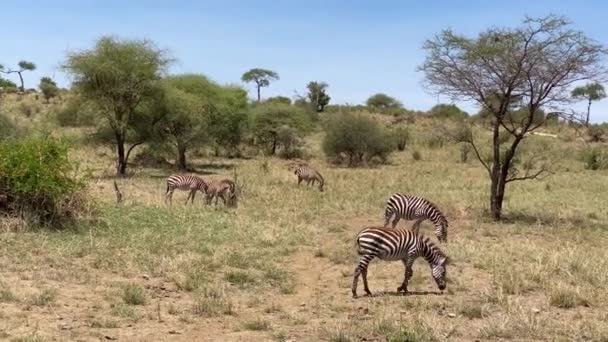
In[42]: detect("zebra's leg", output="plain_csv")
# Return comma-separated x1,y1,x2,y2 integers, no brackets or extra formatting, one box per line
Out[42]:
185,190,193,205
362,269,371,296
165,189,173,205
190,190,197,205
397,258,415,294
412,219,424,235
352,267,361,298
297,176,303,186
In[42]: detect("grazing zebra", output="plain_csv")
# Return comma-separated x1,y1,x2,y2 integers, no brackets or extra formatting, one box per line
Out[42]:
294,165,324,192
164,175,208,205
352,226,449,298
384,193,449,243
205,179,237,207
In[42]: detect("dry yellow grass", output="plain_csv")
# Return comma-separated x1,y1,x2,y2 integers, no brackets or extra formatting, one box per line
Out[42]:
0,96,607,341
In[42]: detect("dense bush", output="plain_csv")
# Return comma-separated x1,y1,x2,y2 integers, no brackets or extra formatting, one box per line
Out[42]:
0,136,86,227
391,126,410,151
582,147,608,170
251,103,312,157
587,126,605,143
428,104,468,120
0,114,18,141
55,96,97,127
322,112,394,166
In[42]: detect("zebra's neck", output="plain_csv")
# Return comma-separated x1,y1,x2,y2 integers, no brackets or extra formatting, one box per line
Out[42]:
418,238,444,265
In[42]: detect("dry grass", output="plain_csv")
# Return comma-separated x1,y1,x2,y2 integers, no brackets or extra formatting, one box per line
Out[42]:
0,99,607,340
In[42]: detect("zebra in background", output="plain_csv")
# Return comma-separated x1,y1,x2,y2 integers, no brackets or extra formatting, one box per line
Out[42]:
352,226,449,298
384,193,449,243
164,175,208,205
294,164,325,192
205,179,237,207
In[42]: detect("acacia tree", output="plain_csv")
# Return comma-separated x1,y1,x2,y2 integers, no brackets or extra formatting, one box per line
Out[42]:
241,68,279,102
0,60,36,91
306,81,331,112
420,16,607,220
157,75,213,170
64,36,171,176
366,93,402,110
571,82,606,126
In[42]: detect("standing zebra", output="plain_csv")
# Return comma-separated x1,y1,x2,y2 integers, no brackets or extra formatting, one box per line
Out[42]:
164,175,208,205
384,193,449,243
352,226,449,298
205,179,237,207
294,165,324,192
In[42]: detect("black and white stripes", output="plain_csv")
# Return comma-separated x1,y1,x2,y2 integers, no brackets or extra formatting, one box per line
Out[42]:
352,226,448,298
384,193,449,243
294,165,324,192
164,175,208,205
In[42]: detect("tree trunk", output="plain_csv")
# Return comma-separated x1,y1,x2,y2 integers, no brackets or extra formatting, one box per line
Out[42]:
586,98,592,127
271,137,277,155
177,146,187,171
116,132,127,177
256,84,261,102
489,120,502,220
17,72,24,92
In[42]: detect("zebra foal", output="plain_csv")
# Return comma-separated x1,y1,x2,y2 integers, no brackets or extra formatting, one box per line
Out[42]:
384,193,449,243
205,179,237,207
294,165,324,192
164,175,208,205
352,226,449,298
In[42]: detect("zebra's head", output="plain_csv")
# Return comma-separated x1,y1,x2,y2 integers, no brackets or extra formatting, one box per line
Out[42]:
431,256,449,291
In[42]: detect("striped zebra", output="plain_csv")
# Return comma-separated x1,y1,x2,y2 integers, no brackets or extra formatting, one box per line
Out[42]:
205,179,237,207
384,193,449,243
294,165,324,192
164,175,208,205
352,226,449,298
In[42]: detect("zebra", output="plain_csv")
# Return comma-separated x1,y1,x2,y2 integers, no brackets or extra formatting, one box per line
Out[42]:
205,179,237,207
352,226,449,298
384,193,449,243
164,175,208,205
294,165,324,192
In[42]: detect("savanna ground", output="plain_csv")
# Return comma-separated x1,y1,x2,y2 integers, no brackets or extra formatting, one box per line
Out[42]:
1,95,608,342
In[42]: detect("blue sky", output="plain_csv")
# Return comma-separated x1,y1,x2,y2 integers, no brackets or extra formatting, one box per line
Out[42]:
2,0,608,121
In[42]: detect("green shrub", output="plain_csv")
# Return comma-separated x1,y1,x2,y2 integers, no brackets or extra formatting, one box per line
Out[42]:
122,284,146,305
55,96,97,127
0,136,86,227
0,114,18,141
251,103,312,156
582,147,608,170
428,103,468,120
391,126,410,151
323,112,394,167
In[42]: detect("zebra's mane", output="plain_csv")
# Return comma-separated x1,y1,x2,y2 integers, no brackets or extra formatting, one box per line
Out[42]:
419,234,448,263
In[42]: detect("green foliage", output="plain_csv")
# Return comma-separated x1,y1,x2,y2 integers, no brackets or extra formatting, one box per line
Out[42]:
38,77,59,103
391,126,410,151
306,81,331,112
17,61,36,71
208,85,249,155
582,147,608,170
54,95,98,127
0,76,17,89
251,103,312,156
428,103,468,119
366,93,402,111
241,68,279,101
122,284,146,305
64,35,172,175
322,112,394,167
0,114,18,141
0,136,85,227
265,96,292,105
